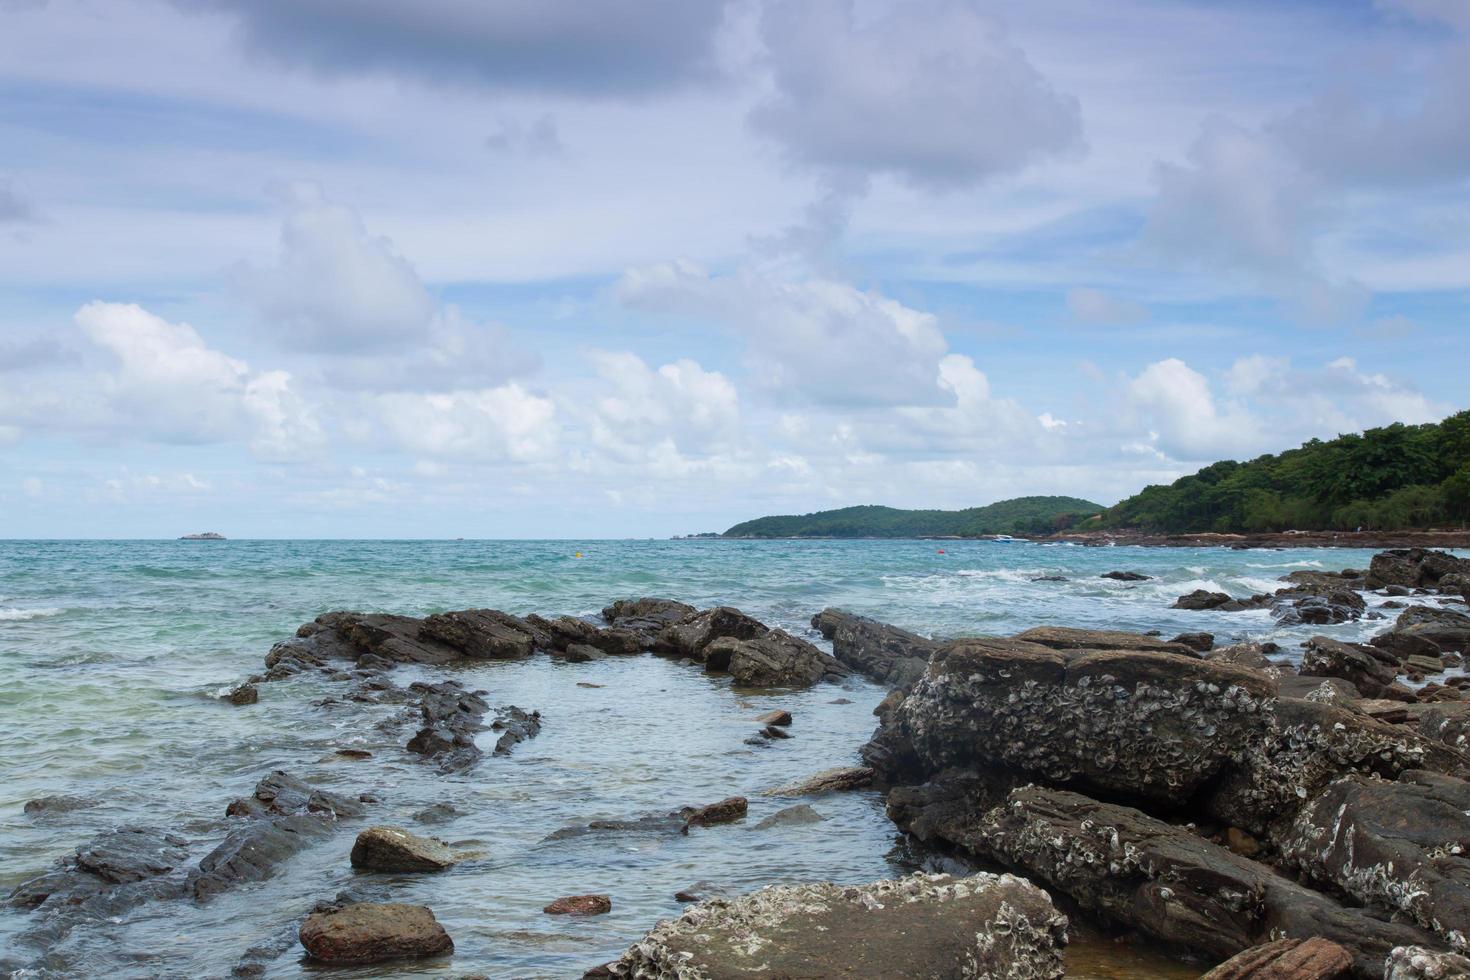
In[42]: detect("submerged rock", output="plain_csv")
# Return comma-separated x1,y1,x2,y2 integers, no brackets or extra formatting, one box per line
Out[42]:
75,826,190,885
544,894,612,916
810,608,937,688
763,766,874,797
404,680,489,772
23,795,98,816
350,826,455,873
605,872,1067,979
1102,570,1151,581
223,683,258,705
299,902,453,965
751,804,825,830
491,705,542,755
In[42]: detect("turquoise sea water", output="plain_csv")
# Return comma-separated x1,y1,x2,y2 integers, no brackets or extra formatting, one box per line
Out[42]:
0,538,1434,978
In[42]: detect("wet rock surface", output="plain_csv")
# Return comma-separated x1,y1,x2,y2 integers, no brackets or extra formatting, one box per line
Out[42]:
763,765,875,797
298,902,453,965
350,826,455,873
1384,945,1470,979
811,607,938,687
605,872,1068,979
705,629,849,687
1200,937,1353,979
544,894,612,915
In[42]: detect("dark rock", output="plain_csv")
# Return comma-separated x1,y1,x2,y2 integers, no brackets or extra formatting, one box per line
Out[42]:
223,683,258,705
1380,606,1470,655
405,681,489,772
1011,625,1197,657
335,748,372,760
1441,573,1470,603
1200,937,1353,979
190,813,333,900
758,724,791,740
1300,635,1399,698
224,770,364,820
525,614,644,655
763,766,874,797
1278,770,1470,954
1102,570,1151,581
654,606,768,661
756,709,792,726
704,629,848,687
412,803,460,825
544,894,612,915
1171,631,1216,653
1175,590,1235,610
752,804,825,830
561,643,605,663
1272,588,1366,626
419,609,535,660
299,903,453,965
350,826,455,873
810,608,937,688
601,596,698,638
491,705,541,755
1031,575,1069,582
681,796,747,829
605,872,1067,979
75,826,190,884
280,611,461,667
23,795,98,816
1366,549,1470,591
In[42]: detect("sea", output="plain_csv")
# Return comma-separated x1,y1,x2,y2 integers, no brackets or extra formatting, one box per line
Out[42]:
0,538,1444,979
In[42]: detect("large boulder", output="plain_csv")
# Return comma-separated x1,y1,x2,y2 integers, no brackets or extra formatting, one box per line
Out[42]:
299,902,453,965
962,785,1442,979
811,608,937,687
1367,550,1470,591
350,826,455,873
704,629,848,687
1299,636,1400,698
1174,589,1236,610
1377,606,1470,655
272,611,462,669
1278,771,1470,953
654,606,768,661
605,872,1067,979
601,596,698,637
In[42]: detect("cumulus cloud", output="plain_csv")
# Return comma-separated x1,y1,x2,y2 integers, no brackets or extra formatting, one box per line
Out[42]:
750,0,1082,189
1066,287,1148,325
374,385,557,461
190,0,730,97
617,260,949,407
586,351,740,462
73,301,322,459
1127,358,1262,461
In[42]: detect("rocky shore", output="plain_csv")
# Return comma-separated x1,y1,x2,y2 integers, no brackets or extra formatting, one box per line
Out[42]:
1044,529,1470,549
9,547,1470,977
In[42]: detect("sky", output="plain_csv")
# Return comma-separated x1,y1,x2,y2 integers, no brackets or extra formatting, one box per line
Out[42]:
0,0,1467,538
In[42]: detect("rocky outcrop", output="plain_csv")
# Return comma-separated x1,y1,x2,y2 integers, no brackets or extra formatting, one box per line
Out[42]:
704,629,849,687
752,804,825,830
405,681,489,772
654,605,769,660
681,796,748,829
299,902,453,965
811,608,938,687
1011,625,1197,656
419,609,536,659
1367,549,1470,591
1174,589,1236,610
490,705,542,755
1299,635,1400,698
601,596,698,639
1278,771,1470,953
350,826,455,873
1384,945,1470,979
605,872,1067,979
1376,606,1470,656
1200,937,1353,979
763,766,874,797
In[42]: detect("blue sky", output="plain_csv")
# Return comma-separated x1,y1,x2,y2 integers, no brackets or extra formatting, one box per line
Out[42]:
0,0,1467,537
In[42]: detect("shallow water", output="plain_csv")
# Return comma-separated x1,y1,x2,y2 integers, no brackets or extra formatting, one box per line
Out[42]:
1,538,1455,978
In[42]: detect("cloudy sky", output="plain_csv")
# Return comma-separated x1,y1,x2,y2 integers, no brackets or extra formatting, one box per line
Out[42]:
1,0,1467,537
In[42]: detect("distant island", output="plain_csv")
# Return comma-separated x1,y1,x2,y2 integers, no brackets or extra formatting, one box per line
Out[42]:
180,532,226,540
723,496,1102,539
1094,409,1470,534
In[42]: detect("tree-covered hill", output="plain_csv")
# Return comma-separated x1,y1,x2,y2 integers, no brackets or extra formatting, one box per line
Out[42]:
1099,410,1470,533
723,496,1103,538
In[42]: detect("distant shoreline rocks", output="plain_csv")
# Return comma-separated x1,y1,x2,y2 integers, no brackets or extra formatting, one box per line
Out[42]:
179,532,225,540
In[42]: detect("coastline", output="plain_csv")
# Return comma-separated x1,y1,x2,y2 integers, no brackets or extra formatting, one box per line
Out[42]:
718,529,1470,548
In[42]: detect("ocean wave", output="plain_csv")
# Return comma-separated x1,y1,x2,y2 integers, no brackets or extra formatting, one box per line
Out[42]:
1245,559,1324,569
0,606,63,621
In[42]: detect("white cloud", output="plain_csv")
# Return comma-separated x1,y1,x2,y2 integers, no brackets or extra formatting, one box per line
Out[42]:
375,385,557,461
1126,357,1261,460
1066,287,1148,325
617,260,950,407
749,0,1082,189
586,351,740,462
74,301,322,459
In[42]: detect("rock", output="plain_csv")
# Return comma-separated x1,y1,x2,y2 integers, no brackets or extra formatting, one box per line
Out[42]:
958,785,1440,979
299,903,453,965
704,630,848,687
1367,549,1470,591
223,770,364,820
1032,575,1069,582
350,826,455,873
405,681,489,772
190,814,335,900
681,796,747,829
606,872,1066,979
1175,590,1235,610
561,643,605,663
1382,606,1470,655
1416,702,1470,753
756,709,792,726
412,803,460,825
1278,675,1361,706
1211,643,1292,680
763,766,874,797
490,705,541,755
1102,570,1151,581
75,826,190,884
543,811,687,841
810,608,937,688
1300,636,1399,698
223,683,258,705
758,724,791,740
654,606,767,661
1441,573,1470,603
601,596,698,639
1225,827,1263,859
23,795,98,816
524,614,644,656
1384,945,1470,979
1278,770,1470,954
276,611,463,667
1200,937,1353,979
419,609,536,660
1172,631,1216,652
1011,625,1197,657
1273,588,1366,626
752,804,825,830
544,894,612,915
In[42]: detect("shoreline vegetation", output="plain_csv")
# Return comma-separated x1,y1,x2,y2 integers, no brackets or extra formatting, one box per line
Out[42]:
12,549,1470,977
719,411,1470,547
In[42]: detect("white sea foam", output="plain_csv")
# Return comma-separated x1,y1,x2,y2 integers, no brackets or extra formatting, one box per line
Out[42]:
1246,559,1325,569
0,606,62,621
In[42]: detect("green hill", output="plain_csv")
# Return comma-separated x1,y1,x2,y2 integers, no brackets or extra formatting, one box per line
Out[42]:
1099,410,1470,533
723,496,1103,539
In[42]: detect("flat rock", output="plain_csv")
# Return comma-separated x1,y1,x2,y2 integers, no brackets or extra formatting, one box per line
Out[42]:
23,795,98,816
75,826,190,885
1200,937,1353,979
350,826,455,873
299,902,453,965
1012,625,1196,656
605,872,1067,979
763,766,874,797
1102,570,1151,581
544,894,612,915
